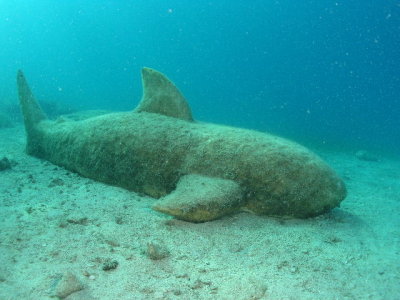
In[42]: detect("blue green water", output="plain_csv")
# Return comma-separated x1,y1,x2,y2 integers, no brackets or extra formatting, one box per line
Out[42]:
0,1,399,154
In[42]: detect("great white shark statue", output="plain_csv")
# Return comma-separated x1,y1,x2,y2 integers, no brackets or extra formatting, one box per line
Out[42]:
17,68,346,222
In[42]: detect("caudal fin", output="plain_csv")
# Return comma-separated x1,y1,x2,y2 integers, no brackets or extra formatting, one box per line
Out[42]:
17,70,47,154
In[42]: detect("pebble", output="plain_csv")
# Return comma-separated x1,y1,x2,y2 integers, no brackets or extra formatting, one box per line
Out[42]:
146,242,170,260
52,272,84,299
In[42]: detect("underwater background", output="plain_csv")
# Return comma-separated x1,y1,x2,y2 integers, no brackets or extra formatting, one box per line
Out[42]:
0,0,399,153
1,2,400,299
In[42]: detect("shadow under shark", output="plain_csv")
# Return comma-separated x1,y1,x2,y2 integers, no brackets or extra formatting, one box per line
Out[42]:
17,68,346,222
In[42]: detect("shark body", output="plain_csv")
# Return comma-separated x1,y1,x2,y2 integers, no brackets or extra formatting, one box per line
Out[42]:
17,68,346,222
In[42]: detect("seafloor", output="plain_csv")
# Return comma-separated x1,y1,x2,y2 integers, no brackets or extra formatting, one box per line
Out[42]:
0,125,399,300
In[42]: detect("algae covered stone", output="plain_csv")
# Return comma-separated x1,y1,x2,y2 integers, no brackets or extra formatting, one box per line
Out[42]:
17,67,346,222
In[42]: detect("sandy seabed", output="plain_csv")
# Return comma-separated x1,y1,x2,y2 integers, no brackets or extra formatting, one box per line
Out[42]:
0,125,399,300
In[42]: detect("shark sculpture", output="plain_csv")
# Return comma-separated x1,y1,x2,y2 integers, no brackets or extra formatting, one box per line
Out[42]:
17,68,346,222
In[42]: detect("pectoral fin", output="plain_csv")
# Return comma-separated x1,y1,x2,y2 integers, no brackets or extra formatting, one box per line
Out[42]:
152,174,243,222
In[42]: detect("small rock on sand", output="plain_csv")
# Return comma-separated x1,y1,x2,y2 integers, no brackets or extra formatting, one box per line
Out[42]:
52,272,84,299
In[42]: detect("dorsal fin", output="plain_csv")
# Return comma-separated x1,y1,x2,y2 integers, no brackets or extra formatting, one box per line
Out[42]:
135,67,193,121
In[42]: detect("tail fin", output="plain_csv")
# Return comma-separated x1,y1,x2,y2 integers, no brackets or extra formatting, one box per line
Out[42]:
17,70,47,154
